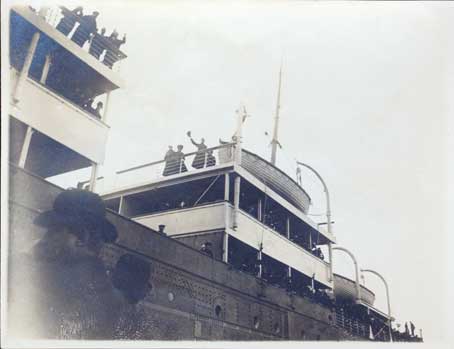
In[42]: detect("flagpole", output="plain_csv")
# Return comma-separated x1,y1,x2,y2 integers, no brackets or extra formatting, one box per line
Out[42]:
270,62,283,165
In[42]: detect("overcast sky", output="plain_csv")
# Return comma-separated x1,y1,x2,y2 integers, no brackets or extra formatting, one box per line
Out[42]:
37,0,454,342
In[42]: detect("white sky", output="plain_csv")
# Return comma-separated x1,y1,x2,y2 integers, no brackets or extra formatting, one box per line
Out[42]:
23,0,454,343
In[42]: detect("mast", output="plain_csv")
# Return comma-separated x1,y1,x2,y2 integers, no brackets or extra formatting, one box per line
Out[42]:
270,63,283,165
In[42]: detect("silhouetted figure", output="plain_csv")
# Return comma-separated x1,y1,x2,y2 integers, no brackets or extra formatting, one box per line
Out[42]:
93,101,103,119
89,27,107,59
410,322,415,337
9,189,121,339
163,146,176,176
200,242,214,258
187,131,207,169
174,144,187,173
56,6,83,36
71,11,99,47
103,30,126,68
404,322,409,335
218,137,235,163
206,149,216,167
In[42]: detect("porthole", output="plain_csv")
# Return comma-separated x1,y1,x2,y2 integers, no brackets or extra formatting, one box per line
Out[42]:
168,292,175,302
215,305,222,318
253,316,260,329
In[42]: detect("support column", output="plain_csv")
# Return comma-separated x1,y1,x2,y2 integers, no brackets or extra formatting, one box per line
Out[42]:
13,32,40,103
223,231,229,263
40,54,52,84
223,173,230,263
18,126,35,168
233,176,241,229
257,244,263,278
224,173,230,201
89,162,98,192
118,196,124,214
286,217,292,280
328,242,333,282
102,92,112,123
258,199,262,222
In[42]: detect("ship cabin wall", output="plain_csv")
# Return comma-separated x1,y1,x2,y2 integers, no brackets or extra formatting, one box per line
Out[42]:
103,172,332,288
8,7,124,177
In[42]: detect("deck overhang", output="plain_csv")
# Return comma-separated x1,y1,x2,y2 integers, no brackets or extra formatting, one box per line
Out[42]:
11,6,125,92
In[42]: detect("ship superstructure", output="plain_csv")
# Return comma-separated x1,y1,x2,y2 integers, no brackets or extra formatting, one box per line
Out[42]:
6,4,422,343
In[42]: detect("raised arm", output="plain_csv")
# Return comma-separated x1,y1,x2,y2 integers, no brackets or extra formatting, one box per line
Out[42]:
190,137,199,147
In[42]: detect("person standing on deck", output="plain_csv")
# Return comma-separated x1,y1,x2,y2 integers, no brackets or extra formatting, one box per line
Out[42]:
56,6,83,36
89,28,107,59
206,150,216,167
410,322,416,337
174,145,187,173
103,30,126,69
163,146,176,176
71,11,99,47
218,136,235,163
187,131,207,169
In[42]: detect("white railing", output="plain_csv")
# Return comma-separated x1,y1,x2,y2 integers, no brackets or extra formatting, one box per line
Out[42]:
84,143,236,193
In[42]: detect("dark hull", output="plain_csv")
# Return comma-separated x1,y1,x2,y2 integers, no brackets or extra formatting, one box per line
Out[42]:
6,166,372,341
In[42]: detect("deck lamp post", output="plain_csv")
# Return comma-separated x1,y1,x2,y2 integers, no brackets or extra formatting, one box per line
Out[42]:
332,246,361,303
361,269,393,342
296,161,333,281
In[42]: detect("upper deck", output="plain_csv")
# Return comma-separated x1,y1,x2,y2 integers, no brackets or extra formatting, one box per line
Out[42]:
96,144,333,243
8,5,127,177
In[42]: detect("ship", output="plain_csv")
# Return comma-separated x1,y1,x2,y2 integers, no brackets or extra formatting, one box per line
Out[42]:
5,4,422,343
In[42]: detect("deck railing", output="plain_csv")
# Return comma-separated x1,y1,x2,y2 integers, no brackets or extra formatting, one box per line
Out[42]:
84,143,237,192
30,5,127,70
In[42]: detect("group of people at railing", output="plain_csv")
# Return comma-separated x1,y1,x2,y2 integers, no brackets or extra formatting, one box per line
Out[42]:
392,321,421,342
162,132,228,176
55,6,126,69
249,208,326,262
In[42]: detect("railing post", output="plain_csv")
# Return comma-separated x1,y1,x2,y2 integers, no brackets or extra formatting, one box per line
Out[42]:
13,32,40,103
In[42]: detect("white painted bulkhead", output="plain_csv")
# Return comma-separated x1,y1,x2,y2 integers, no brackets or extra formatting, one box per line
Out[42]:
134,202,332,287
10,69,110,164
